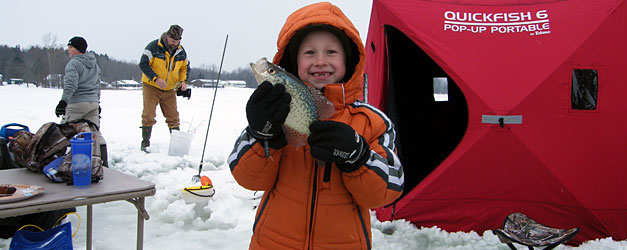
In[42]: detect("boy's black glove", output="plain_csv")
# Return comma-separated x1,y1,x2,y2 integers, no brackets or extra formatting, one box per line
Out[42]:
308,120,370,172
177,88,191,99
246,81,291,149
55,100,67,117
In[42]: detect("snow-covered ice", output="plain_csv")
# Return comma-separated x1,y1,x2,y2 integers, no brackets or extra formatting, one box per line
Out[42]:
1,84,625,250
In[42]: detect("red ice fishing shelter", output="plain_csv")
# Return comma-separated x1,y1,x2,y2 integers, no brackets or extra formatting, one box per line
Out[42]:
365,0,627,244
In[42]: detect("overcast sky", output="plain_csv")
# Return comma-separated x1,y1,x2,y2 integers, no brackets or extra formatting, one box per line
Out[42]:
1,0,373,72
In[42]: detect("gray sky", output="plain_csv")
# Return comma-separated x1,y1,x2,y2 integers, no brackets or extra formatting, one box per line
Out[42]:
2,0,373,72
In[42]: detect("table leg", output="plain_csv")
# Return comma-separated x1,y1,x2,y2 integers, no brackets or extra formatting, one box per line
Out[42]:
87,204,93,250
137,197,144,250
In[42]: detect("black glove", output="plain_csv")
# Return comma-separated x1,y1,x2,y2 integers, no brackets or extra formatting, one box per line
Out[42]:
246,81,291,149
177,88,191,99
308,120,370,172
55,100,67,117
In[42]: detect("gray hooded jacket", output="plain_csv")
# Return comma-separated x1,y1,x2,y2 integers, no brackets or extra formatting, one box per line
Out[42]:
62,51,101,104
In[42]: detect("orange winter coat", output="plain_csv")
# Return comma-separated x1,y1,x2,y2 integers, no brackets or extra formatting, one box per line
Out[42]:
228,2,404,250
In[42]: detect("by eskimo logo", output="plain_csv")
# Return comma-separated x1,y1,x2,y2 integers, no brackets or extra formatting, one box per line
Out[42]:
443,10,551,36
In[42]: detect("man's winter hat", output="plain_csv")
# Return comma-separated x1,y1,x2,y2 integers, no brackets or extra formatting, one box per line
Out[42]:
167,25,183,40
68,36,87,53
281,24,358,83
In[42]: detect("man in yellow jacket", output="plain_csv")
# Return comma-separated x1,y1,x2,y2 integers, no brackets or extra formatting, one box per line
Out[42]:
139,24,189,152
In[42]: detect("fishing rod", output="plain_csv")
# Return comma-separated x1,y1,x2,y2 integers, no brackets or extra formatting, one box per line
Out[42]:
193,34,229,182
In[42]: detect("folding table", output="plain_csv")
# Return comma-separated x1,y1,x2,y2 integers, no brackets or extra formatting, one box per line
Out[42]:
0,168,156,250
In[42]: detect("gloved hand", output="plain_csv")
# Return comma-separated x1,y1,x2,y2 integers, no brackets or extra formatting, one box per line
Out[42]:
308,120,370,172
246,81,291,149
177,88,191,99
55,100,67,117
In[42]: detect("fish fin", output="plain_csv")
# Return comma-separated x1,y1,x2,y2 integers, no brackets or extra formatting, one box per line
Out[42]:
283,126,307,149
307,85,334,120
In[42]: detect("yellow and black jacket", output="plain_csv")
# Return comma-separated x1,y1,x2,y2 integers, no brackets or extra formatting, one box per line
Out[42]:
139,35,189,90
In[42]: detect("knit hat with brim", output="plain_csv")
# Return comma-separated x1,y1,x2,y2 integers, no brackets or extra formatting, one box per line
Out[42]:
280,24,358,83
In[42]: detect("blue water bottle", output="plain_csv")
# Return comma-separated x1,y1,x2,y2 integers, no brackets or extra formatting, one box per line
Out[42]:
70,132,93,188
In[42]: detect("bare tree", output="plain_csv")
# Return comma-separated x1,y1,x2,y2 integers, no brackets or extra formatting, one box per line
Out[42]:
42,33,62,87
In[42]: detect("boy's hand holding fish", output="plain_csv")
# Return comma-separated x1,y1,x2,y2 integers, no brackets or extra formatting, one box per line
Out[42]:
308,120,370,172
246,81,291,149
249,57,333,150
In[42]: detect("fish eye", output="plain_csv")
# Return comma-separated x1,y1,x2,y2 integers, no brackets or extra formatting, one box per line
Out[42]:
268,68,275,75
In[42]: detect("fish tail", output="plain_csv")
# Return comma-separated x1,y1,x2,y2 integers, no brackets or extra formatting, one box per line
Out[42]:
307,85,334,120
283,126,308,149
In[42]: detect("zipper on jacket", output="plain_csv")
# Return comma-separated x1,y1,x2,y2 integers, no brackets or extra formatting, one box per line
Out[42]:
165,48,182,85
322,161,332,182
357,206,372,250
252,193,270,234
307,160,319,250
165,55,173,83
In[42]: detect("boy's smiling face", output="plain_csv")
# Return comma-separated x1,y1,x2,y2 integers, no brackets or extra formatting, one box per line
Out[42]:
296,30,346,89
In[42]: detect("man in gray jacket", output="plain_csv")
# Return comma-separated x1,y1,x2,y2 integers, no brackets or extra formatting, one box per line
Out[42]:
55,36,108,167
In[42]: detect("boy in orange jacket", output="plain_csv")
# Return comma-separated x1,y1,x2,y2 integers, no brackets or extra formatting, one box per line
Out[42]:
228,2,404,249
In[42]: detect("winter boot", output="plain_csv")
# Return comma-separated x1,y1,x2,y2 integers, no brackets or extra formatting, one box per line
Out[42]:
169,127,180,133
100,144,109,168
141,126,152,152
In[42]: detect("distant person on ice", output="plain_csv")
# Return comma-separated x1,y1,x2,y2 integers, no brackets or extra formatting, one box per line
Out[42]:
138,24,191,152
55,36,108,167
228,2,404,249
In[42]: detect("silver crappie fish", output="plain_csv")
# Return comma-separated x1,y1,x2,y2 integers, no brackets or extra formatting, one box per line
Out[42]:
250,57,333,147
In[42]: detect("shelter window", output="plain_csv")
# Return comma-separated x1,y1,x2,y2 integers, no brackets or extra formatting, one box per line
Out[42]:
571,69,598,110
433,77,449,102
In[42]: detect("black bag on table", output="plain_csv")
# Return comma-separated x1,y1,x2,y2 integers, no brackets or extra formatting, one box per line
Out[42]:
7,120,103,183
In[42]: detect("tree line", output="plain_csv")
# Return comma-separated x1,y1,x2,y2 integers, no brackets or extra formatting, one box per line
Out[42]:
0,43,256,88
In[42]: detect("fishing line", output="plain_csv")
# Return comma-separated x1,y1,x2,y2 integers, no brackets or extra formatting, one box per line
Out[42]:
193,34,229,182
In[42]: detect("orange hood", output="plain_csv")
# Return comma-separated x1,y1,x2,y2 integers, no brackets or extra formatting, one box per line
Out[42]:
272,2,366,107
